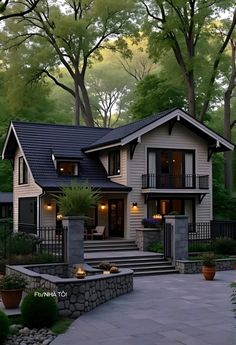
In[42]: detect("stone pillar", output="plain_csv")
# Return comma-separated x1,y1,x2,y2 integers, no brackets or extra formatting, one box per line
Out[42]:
164,215,188,261
62,216,84,266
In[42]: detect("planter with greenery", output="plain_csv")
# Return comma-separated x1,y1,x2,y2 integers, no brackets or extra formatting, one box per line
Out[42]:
54,182,100,265
202,253,216,281
0,274,27,309
141,218,162,228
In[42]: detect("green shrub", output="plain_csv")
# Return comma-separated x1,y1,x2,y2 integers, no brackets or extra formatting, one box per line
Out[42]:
148,241,163,253
8,232,41,256
0,274,27,290
0,258,7,274
202,253,216,267
188,242,214,253
53,182,100,216
21,291,58,328
213,237,236,255
0,310,10,345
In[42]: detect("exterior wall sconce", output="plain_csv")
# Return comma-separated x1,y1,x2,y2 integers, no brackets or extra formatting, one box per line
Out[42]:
101,203,106,210
132,202,138,208
47,203,52,211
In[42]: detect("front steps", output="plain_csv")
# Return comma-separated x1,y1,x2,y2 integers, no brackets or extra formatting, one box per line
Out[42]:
84,240,178,276
84,239,138,252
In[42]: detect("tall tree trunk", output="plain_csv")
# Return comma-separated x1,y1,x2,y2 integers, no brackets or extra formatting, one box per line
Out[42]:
187,71,196,117
74,81,80,125
224,90,232,190
223,39,236,191
78,77,94,127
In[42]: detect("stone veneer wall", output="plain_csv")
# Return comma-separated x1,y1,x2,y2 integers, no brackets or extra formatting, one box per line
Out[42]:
6,264,133,318
136,227,163,251
176,258,236,274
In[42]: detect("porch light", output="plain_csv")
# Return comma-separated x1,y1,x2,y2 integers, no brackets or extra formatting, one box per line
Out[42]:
101,203,106,210
46,203,52,210
132,202,138,208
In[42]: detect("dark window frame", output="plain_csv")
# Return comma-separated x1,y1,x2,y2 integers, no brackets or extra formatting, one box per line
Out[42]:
147,197,195,223
57,161,80,176
18,156,28,185
108,150,121,176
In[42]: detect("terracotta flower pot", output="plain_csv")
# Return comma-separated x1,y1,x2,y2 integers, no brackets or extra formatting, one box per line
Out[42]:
202,266,216,281
0,289,23,309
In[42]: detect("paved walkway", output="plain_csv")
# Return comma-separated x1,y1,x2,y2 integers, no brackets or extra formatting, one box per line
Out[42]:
51,271,236,345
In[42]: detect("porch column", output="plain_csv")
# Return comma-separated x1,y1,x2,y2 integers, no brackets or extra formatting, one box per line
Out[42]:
165,215,188,261
62,216,84,266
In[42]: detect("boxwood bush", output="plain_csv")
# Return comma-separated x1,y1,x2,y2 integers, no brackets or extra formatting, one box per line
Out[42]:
0,310,9,345
21,291,58,328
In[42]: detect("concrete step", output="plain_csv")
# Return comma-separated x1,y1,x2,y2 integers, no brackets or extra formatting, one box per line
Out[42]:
86,254,164,264
85,246,138,252
134,269,179,276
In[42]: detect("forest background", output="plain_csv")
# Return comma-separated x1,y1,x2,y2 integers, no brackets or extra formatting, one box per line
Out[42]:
0,0,235,219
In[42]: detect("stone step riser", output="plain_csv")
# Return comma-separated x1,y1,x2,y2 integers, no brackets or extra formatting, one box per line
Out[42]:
134,270,179,276
87,261,170,268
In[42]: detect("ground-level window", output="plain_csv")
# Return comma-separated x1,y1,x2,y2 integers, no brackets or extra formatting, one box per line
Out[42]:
18,197,37,233
19,156,28,185
0,204,13,218
147,198,195,223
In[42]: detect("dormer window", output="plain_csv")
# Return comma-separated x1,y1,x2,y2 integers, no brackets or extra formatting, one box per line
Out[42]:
19,156,28,184
57,161,79,176
108,150,120,176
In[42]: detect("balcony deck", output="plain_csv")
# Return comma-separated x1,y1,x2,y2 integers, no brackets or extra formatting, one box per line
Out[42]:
142,174,209,190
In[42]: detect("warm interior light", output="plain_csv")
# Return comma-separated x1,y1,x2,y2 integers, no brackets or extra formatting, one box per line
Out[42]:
57,214,63,220
60,167,64,171
153,214,162,220
101,203,106,210
47,203,52,210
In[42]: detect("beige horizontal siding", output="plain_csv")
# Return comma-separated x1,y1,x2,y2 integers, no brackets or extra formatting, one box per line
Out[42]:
13,147,42,230
127,122,212,237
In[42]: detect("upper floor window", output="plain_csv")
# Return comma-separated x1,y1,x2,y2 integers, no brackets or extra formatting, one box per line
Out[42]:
57,161,79,176
19,157,28,185
108,150,120,176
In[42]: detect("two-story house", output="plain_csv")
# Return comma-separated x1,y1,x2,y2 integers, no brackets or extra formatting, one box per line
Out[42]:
1,108,234,240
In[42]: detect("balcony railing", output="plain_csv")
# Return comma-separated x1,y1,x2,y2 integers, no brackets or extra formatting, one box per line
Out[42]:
142,174,209,189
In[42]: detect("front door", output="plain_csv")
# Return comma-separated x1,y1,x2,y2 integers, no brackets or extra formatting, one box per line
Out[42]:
108,199,124,237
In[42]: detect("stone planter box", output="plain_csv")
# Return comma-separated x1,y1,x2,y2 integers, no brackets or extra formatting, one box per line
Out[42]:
176,258,236,274
136,226,163,251
6,264,133,318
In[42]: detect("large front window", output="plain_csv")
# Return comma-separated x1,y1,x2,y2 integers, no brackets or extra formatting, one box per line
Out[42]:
147,149,194,188
108,150,120,176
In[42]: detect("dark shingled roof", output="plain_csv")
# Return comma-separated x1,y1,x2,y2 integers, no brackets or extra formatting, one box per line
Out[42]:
0,192,13,203
84,108,177,150
11,122,131,191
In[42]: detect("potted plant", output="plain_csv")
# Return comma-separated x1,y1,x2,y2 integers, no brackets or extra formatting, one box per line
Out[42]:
202,253,216,281
0,274,27,309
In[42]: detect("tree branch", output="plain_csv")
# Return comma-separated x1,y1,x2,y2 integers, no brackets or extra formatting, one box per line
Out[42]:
0,0,40,21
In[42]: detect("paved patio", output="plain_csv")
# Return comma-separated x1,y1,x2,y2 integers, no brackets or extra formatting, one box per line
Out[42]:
51,270,236,345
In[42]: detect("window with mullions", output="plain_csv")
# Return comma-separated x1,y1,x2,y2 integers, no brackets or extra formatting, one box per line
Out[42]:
108,150,120,176
19,157,28,185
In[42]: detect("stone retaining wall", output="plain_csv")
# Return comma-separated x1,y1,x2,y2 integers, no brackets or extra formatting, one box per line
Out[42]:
176,258,236,274
136,227,163,251
6,264,133,318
